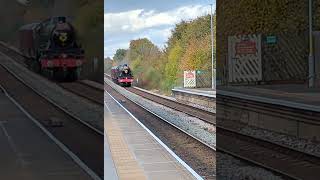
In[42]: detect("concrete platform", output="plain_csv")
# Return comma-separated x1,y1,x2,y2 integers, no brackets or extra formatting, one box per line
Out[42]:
104,91,200,180
172,87,215,110
0,90,92,179
219,84,320,111
218,84,320,141
104,105,118,180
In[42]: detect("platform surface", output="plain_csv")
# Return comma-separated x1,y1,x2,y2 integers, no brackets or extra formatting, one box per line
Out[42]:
104,91,198,180
172,87,216,98
104,105,118,180
0,91,92,179
219,84,320,111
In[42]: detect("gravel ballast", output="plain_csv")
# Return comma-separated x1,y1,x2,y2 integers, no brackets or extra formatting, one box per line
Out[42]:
136,86,215,113
217,153,284,180
0,52,103,131
240,121,320,158
105,77,216,148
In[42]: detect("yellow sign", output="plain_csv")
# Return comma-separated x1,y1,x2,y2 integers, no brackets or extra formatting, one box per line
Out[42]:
59,33,68,42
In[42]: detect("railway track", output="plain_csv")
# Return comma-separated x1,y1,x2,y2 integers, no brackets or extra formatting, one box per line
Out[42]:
0,42,28,66
0,63,104,179
59,81,103,106
104,80,216,179
0,42,104,106
127,87,215,125
104,73,215,124
217,92,320,180
218,126,320,180
107,74,320,179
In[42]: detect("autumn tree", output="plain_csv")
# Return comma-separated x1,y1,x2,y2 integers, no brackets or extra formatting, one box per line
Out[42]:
112,14,214,93
113,49,127,62
127,38,162,88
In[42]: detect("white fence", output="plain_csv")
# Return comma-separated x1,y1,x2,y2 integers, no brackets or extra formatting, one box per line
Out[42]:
184,71,196,88
228,34,262,83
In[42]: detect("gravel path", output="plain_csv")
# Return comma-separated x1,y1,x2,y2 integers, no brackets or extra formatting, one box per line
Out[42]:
0,52,103,131
105,77,216,148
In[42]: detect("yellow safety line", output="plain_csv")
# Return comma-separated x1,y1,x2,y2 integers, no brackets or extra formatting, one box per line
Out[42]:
105,117,147,180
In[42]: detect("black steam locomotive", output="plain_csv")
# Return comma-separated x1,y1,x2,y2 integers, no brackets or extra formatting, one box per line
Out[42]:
19,16,85,81
111,64,134,87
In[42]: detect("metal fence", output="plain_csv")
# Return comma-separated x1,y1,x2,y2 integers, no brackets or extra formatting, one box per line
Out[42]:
181,70,212,88
220,33,309,85
195,70,212,88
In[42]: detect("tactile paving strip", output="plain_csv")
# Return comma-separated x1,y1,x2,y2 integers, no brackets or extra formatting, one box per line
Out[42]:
105,116,147,180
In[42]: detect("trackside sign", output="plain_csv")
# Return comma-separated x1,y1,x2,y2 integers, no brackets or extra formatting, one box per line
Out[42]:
184,71,196,88
228,34,262,83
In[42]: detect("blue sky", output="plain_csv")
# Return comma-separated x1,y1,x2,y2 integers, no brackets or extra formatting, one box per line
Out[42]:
104,0,216,58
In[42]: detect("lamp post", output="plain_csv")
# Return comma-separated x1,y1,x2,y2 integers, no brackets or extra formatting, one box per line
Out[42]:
210,4,216,89
308,0,315,88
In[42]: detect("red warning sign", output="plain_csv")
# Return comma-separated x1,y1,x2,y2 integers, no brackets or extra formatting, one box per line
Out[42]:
185,72,195,78
235,41,257,55
184,71,196,87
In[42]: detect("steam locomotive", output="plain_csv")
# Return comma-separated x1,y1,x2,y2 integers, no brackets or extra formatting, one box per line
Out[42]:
19,16,84,81
111,64,133,87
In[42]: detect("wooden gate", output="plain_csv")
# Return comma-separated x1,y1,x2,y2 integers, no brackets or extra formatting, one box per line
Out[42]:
228,34,262,83
184,71,196,88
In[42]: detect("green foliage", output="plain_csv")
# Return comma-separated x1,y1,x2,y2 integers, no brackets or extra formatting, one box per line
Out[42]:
128,38,160,62
163,42,183,91
71,0,104,80
73,0,103,60
113,49,127,62
216,0,320,80
163,14,214,91
126,38,162,88
104,57,113,73
112,14,214,93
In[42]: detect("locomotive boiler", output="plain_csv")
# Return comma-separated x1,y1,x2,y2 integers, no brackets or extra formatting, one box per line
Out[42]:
111,64,133,87
19,16,84,81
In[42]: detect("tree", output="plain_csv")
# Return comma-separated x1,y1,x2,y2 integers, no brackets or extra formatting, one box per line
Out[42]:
127,38,162,88
113,49,127,62
114,14,215,92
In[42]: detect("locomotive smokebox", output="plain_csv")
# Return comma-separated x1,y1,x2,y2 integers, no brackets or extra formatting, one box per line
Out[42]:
19,16,85,81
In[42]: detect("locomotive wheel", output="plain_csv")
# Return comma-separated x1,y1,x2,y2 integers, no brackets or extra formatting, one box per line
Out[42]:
31,61,41,73
25,59,32,69
48,69,54,80
67,68,80,82
52,69,65,81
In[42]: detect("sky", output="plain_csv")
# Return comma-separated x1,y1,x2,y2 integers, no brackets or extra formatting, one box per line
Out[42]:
104,0,216,58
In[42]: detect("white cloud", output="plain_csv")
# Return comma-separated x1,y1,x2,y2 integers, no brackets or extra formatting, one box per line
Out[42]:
105,41,130,58
104,4,211,57
104,5,209,33
139,27,172,47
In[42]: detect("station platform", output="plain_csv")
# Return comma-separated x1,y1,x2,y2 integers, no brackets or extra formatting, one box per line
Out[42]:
0,89,92,179
219,84,320,112
172,87,215,110
218,84,320,141
104,91,200,180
